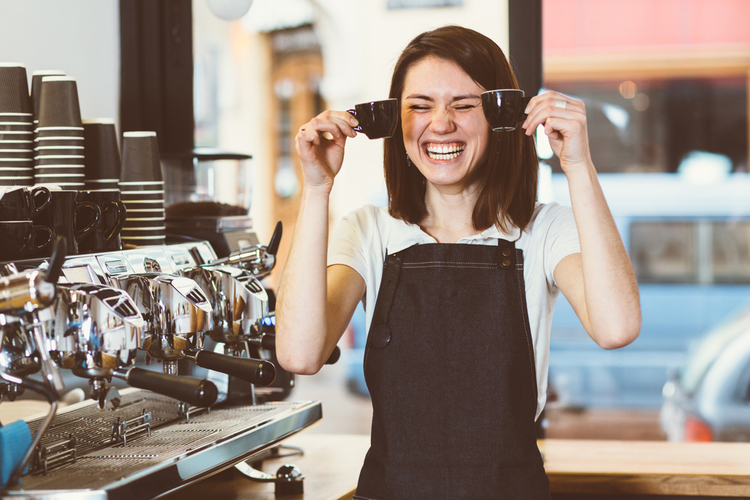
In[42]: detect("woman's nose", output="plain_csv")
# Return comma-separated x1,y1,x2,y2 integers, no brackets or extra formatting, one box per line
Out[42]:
429,108,456,134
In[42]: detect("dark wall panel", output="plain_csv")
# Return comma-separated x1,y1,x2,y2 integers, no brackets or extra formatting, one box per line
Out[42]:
120,0,193,155
509,0,543,97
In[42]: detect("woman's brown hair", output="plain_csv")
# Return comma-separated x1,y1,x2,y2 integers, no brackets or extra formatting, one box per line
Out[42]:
385,25,539,233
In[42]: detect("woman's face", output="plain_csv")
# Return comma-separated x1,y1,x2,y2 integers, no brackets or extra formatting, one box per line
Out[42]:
401,56,491,194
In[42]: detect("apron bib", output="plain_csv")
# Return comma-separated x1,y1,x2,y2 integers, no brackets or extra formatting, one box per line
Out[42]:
354,241,550,500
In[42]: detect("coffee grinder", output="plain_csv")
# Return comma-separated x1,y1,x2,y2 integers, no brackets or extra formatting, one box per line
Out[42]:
162,148,256,257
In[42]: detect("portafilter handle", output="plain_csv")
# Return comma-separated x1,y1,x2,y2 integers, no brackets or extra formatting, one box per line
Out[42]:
113,367,219,408
187,349,276,386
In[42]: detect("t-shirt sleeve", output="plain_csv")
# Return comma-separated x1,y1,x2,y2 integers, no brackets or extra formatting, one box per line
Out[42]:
328,209,369,282
542,203,581,289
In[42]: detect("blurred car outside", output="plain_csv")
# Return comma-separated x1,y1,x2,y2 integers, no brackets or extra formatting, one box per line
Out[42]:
661,304,750,442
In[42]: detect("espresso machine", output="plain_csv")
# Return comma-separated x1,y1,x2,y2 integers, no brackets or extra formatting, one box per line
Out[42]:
0,235,322,499
0,149,328,497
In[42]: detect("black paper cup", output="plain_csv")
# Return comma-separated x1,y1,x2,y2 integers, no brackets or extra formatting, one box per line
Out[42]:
120,131,162,183
0,171,33,179
0,140,33,149
0,122,33,132
0,158,33,166
123,218,166,229
36,126,84,138
0,165,32,172
0,177,33,186
0,131,32,141
120,188,164,202
0,150,33,159
0,113,33,123
0,64,31,114
84,179,119,191
31,70,65,121
35,182,84,189
122,199,165,210
118,181,164,192
36,156,85,166
34,166,83,173
36,146,84,157
38,76,82,128
36,138,84,150
83,118,120,182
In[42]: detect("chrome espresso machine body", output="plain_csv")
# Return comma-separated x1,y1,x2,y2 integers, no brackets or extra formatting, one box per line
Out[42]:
0,236,322,499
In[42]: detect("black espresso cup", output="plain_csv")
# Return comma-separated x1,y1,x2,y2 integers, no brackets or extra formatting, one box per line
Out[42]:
32,190,100,256
481,89,531,132
347,99,398,139
77,190,126,253
0,186,51,220
0,220,53,261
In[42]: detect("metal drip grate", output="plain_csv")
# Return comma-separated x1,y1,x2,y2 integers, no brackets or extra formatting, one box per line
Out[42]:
4,389,321,499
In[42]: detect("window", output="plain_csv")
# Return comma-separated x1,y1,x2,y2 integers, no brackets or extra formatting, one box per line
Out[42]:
544,78,748,174
630,219,750,284
630,221,695,283
714,220,750,283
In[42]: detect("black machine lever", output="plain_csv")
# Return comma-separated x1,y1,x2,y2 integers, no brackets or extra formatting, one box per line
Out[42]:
113,367,218,408
191,350,277,387
44,236,67,285
266,220,282,256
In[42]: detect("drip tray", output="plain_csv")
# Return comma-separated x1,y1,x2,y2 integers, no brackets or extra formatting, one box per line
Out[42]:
2,389,322,500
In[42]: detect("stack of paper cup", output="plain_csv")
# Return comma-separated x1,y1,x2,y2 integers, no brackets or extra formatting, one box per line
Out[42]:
119,131,165,247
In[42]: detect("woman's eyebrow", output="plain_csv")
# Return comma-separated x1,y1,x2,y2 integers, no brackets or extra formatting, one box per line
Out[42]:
404,94,433,101
403,94,481,101
452,94,481,101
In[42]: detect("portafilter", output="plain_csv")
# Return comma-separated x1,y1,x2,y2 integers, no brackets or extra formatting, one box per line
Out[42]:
108,273,212,374
110,271,278,388
181,264,276,387
0,236,67,394
45,283,218,410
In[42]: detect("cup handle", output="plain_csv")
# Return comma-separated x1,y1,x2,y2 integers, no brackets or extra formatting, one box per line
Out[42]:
75,202,102,241
30,186,52,214
103,200,127,241
28,225,53,252
346,109,363,132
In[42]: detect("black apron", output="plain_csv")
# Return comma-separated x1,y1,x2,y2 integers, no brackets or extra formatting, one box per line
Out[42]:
354,240,550,500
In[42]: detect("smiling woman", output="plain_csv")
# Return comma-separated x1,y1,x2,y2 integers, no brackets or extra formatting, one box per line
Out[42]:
400,57,491,229
276,24,640,499
386,27,538,236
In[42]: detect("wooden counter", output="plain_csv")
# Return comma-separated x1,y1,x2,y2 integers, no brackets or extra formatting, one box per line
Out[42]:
168,436,750,499
543,439,750,498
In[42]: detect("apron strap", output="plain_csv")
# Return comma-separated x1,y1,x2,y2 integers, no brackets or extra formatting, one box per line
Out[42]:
367,252,403,348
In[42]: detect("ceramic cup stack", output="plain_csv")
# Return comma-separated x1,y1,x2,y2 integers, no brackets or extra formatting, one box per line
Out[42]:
119,131,165,247
0,186,53,261
0,63,34,188
35,75,85,189
83,118,120,191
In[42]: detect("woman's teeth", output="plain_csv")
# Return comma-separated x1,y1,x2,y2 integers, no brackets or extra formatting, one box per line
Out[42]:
425,144,464,160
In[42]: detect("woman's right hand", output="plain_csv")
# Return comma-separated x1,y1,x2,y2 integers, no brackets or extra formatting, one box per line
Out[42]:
295,110,359,193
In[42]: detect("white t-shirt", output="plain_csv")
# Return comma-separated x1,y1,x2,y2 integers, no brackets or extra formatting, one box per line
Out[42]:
328,202,581,418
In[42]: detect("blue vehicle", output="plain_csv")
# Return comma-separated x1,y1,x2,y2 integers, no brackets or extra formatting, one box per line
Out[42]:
346,172,750,407
549,172,750,408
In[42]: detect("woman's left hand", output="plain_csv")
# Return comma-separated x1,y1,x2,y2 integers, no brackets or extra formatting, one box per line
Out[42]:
522,91,593,175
